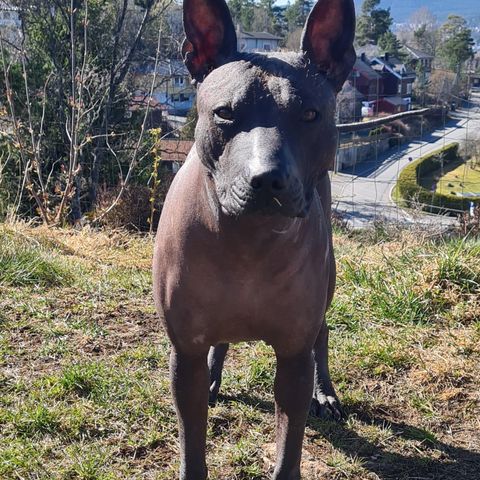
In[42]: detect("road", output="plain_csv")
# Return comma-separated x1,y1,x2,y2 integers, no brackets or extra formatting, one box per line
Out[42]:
331,96,480,229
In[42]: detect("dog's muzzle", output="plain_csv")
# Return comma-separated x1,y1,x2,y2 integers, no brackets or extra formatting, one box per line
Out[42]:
218,169,308,218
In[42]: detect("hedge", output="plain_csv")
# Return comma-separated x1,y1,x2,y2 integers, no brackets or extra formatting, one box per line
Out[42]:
397,143,480,214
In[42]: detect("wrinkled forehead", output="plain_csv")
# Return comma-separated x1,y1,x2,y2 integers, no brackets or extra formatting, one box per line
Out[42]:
197,54,334,110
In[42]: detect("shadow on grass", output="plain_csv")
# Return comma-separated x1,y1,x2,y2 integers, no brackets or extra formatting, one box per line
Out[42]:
217,393,480,480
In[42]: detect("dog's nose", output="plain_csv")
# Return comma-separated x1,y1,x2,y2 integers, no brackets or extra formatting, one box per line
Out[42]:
249,168,290,193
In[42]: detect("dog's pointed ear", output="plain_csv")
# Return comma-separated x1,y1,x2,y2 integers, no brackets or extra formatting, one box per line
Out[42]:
182,0,237,83
300,0,356,92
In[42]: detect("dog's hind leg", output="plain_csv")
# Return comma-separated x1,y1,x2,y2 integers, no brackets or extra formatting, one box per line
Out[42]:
207,343,229,405
310,321,344,420
272,349,314,480
170,347,209,480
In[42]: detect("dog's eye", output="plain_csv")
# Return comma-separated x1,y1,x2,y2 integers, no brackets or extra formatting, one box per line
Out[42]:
214,107,234,121
302,109,319,122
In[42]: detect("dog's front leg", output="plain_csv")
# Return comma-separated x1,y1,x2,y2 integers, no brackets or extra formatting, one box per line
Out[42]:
170,347,209,480
272,349,314,480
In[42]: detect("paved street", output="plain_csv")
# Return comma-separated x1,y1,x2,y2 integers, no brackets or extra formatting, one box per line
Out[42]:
331,98,480,229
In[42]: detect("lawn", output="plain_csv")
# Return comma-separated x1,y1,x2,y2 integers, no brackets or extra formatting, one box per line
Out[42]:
0,222,479,479
424,159,480,197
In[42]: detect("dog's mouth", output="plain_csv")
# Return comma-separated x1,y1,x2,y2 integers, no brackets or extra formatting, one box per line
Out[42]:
217,178,311,218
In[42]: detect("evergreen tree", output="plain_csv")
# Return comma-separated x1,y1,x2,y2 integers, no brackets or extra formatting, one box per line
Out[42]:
284,0,312,33
356,0,393,46
378,31,405,59
228,0,255,31
252,0,276,33
438,15,475,72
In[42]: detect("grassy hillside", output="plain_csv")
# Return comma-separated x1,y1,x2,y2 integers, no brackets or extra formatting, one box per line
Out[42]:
0,223,479,479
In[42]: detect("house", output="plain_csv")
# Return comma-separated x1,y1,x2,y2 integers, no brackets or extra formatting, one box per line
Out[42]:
159,139,194,173
468,52,480,74
345,54,384,117
351,54,384,101
471,74,480,92
403,45,434,80
0,1,19,26
0,1,21,47
128,95,167,127
467,52,480,91
133,59,196,115
370,54,416,113
237,29,282,53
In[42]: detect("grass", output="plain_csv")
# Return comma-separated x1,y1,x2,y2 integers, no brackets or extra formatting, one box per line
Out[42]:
423,159,480,197
0,226,74,287
0,222,479,479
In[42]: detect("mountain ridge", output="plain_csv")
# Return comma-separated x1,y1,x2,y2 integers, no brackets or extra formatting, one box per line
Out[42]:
353,0,479,24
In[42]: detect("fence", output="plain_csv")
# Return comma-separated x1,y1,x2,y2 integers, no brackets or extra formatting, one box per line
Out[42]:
330,94,480,230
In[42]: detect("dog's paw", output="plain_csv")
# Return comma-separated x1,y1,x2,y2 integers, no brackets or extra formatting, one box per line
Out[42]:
208,381,219,407
309,394,344,421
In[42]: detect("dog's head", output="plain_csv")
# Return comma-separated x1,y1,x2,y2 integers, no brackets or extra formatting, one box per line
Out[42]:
182,0,356,217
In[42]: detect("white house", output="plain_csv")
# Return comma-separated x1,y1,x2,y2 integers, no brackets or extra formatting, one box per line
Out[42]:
237,29,282,53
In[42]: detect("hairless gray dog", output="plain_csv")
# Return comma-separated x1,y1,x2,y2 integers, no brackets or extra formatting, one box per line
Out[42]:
153,0,356,478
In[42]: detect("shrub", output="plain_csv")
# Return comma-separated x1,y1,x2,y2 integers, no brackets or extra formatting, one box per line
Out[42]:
96,170,175,231
397,143,480,214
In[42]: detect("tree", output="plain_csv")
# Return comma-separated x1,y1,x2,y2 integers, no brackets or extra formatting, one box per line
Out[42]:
180,105,197,140
228,0,288,36
397,8,438,57
2,0,171,224
284,0,312,34
356,0,393,46
438,15,475,73
411,8,438,56
285,27,303,51
378,31,405,59
228,0,255,31
336,82,362,123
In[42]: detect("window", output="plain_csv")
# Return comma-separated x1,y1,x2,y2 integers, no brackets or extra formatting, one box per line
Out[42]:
407,83,413,95
397,83,402,94
174,77,185,87
263,43,271,52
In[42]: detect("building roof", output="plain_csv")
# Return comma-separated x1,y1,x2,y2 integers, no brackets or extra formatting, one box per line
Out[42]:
403,45,434,60
352,57,382,81
372,55,416,78
237,30,283,41
384,96,406,107
160,139,194,162
129,95,166,111
340,81,365,99
135,59,189,77
0,1,18,10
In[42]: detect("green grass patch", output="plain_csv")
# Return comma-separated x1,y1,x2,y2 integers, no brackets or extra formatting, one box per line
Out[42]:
397,143,480,213
429,159,480,197
0,228,75,287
